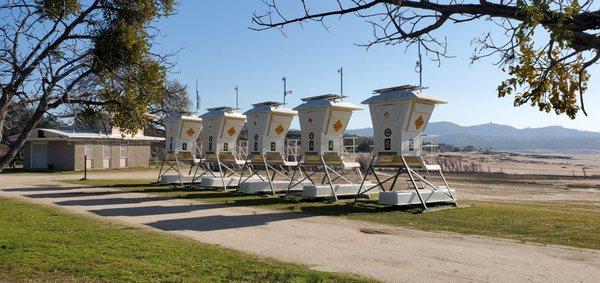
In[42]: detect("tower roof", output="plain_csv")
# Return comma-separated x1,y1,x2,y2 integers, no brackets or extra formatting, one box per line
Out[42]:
362,85,446,104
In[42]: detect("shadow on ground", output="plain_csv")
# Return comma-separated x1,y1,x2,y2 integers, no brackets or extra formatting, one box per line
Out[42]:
54,196,172,206
153,189,418,216
2,186,91,192
146,211,311,232
89,204,222,217
25,191,119,199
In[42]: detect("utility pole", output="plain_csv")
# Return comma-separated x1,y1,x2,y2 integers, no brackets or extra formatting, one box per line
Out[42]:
337,67,344,96
234,85,239,109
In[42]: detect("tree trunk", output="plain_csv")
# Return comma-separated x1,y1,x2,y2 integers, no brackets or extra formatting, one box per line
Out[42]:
0,87,13,145
0,108,6,147
0,95,47,172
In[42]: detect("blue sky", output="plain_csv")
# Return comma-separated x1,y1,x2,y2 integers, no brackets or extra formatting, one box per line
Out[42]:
152,1,600,132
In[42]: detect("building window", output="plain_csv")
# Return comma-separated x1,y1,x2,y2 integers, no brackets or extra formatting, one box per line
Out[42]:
84,145,93,159
120,145,127,159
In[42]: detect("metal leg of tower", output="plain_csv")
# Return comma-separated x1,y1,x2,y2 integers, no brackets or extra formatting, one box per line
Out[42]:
353,156,375,204
285,166,298,197
156,158,166,183
438,170,457,206
174,154,184,187
321,156,338,201
262,155,276,196
216,155,227,190
237,159,249,186
401,155,427,210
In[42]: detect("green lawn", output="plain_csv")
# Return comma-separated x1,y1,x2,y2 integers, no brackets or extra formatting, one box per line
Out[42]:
64,179,600,250
0,197,370,282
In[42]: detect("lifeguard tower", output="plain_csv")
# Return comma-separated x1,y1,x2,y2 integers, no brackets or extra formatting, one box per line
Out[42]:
237,102,299,195
354,85,457,209
193,107,246,189
286,94,371,201
157,112,203,186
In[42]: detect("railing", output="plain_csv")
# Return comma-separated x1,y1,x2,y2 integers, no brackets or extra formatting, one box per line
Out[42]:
195,141,203,158
421,134,439,164
342,136,357,155
342,136,358,161
421,134,439,156
236,140,248,160
285,139,300,162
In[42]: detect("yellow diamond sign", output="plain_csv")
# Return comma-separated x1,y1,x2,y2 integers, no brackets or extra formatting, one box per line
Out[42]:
275,124,285,135
186,128,195,137
333,120,343,132
227,127,237,137
415,115,424,130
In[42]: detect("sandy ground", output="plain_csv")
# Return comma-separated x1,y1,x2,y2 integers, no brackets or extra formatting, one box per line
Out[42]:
434,151,600,177
446,174,600,205
1,170,599,282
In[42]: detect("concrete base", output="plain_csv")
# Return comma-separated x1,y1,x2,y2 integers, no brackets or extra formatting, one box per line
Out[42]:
160,174,195,184
302,182,375,199
200,176,240,188
237,180,306,194
378,187,457,206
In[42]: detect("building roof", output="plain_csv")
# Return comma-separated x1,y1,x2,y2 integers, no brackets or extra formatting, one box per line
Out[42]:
252,101,282,107
294,94,362,111
362,85,447,105
164,112,202,123
201,106,246,119
206,106,236,112
372,85,426,93
300,94,345,102
16,128,164,142
244,101,297,115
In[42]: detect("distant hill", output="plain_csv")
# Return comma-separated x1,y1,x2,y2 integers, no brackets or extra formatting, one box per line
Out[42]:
346,122,600,151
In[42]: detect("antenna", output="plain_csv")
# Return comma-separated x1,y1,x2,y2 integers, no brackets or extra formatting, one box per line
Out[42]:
282,77,292,105
195,79,201,115
234,85,239,109
416,41,423,87
337,67,344,98
282,77,286,104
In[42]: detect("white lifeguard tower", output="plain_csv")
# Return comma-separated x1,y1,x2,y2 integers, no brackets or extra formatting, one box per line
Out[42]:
354,85,457,209
193,106,247,189
286,94,371,201
157,112,203,186
237,101,300,195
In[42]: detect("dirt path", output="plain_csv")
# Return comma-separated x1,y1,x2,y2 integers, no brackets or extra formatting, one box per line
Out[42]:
1,172,600,282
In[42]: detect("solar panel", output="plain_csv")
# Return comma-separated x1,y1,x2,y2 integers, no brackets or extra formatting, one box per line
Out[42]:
300,94,346,102
206,106,236,112
252,101,282,107
372,85,427,94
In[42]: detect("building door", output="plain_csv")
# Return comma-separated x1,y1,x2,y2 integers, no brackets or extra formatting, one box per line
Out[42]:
31,142,48,170
103,145,111,168
119,145,127,168
84,145,93,169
